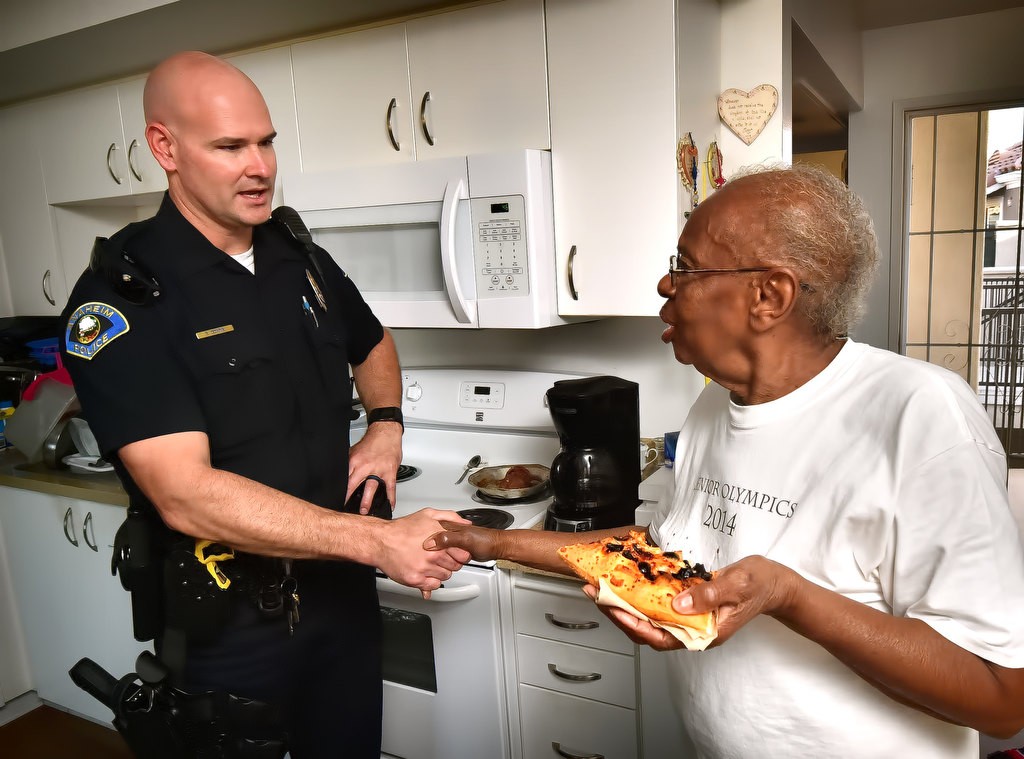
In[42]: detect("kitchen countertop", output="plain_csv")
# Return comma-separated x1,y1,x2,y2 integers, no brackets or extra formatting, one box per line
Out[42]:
0,447,128,507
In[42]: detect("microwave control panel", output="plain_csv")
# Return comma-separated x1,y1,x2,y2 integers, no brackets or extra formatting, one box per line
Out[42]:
471,196,530,298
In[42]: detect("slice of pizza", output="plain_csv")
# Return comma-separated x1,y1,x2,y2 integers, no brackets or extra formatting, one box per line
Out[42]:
557,530,717,650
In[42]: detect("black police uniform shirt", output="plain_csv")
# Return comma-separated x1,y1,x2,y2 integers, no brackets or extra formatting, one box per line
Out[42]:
61,194,384,514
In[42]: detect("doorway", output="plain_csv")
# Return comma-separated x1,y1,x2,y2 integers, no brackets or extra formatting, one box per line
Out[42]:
902,105,1024,467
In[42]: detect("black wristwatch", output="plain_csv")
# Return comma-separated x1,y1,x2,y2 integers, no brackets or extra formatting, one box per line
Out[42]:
366,406,404,431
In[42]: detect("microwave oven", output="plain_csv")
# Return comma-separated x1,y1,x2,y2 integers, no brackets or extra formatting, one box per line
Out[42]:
281,149,569,329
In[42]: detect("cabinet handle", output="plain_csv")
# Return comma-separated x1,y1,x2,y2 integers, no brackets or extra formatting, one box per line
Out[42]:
545,612,598,631
106,143,123,185
83,511,98,552
419,91,435,146
552,742,603,759
127,139,143,182
42,269,55,306
62,507,79,547
547,663,601,683
567,245,579,300
386,97,401,151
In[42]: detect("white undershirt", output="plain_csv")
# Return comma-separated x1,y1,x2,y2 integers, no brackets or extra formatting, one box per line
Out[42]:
231,246,255,274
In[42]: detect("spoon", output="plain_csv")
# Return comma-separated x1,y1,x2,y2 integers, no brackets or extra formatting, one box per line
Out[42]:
455,454,482,484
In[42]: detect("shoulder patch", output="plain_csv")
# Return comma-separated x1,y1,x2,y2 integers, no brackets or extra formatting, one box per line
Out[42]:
65,302,130,360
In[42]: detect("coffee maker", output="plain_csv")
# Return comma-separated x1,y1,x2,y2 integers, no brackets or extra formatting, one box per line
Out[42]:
544,375,640,532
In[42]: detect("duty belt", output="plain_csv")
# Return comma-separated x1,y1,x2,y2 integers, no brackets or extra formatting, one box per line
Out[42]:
166,541,301,640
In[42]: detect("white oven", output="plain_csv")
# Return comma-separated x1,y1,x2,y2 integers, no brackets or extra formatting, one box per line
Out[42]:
282,150,568,330
352,368,587,759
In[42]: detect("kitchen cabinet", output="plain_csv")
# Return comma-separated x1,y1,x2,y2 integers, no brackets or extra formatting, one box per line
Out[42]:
223,46,301,198
37,80,167,205
506,570,693,758
0,487,149,723
547,0,679,317
0,102,67,315
508,572,640,759
291,0,548,172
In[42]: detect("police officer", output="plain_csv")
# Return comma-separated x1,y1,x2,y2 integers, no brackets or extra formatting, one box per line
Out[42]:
61,51,470,757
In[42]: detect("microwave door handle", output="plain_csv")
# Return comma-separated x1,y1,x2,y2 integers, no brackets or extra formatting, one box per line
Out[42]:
440,178,474,324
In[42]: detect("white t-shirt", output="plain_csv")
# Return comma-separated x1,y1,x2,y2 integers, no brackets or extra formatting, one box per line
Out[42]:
231,246,255,274
650,339,1024,758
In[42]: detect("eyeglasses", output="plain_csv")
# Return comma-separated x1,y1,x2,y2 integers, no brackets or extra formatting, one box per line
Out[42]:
668,255,770,287
668,255,815,292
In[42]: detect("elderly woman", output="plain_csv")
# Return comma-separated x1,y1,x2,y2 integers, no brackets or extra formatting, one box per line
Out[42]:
429,165,1024,758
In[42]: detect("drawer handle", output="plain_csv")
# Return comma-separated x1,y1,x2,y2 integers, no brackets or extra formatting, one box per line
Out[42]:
552,741,604,759
548,663,601,683
83,511,98,552
545,612,598,631
63,507,79,547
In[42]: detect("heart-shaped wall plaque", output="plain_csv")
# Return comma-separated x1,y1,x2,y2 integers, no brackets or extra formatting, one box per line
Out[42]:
717,84,778,145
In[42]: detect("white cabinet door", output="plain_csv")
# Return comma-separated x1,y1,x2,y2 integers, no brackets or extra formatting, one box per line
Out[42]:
116,78,166,195
292,24,415,171
547,0,679,316
0,489,149,723
406,0,549,160
37,85,133,204
226,46,302,198
292,0,548,173
0,102,66,314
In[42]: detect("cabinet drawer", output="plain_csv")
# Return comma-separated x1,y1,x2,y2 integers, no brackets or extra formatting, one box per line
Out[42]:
517,634,635,709
514,580,634,654
519,683,637,759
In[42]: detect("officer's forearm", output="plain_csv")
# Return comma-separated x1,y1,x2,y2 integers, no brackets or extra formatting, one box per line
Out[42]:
120,431,386,563
351,329,402,412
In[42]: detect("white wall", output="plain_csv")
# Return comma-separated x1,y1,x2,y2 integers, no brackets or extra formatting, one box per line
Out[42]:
717,0,787,167
849,7,1024,349
391,317,706,439
786,0,862,107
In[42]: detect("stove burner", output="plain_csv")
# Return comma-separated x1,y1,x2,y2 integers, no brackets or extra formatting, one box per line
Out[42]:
471,481,552,506
396,465,420,483
457,508,515,530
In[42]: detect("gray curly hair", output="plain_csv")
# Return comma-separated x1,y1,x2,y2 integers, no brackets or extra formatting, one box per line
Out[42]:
727,163,880,338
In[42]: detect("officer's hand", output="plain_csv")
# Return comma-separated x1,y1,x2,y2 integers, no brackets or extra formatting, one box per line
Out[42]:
347,423,402,513
377,510,472,598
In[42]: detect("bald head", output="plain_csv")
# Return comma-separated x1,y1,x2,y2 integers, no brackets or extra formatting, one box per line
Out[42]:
144,51,265,129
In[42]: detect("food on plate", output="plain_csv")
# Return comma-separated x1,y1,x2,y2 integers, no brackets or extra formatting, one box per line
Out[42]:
558,530,718,650
497,464,540,490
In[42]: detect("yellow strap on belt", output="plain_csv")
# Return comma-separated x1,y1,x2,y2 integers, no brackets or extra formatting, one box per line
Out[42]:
194,539,235,590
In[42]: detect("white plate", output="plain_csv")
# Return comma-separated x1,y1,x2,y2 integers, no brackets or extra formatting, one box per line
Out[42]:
62,454,114,474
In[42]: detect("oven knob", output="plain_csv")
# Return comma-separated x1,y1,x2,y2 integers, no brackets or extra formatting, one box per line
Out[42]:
405,382,423,402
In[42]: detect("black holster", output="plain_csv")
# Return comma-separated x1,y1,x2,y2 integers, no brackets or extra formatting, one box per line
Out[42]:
70,652,288,758
112,506,170,642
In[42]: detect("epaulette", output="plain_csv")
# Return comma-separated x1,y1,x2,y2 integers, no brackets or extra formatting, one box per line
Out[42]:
88,220,162,306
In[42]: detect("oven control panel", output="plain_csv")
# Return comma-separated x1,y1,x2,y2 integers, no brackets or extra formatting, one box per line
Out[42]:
460,381,506,409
